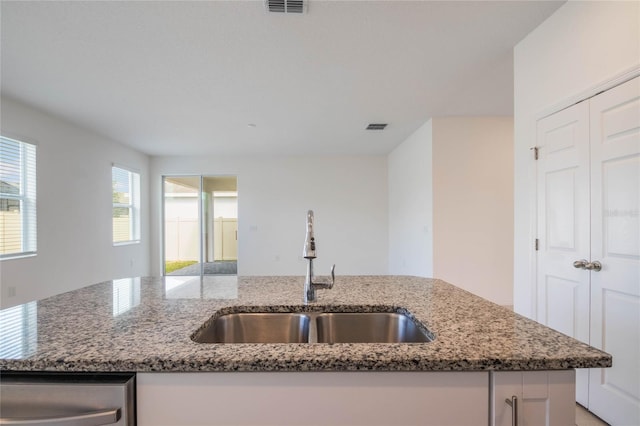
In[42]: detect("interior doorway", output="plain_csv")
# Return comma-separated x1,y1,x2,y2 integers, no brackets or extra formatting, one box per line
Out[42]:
162,175,238,276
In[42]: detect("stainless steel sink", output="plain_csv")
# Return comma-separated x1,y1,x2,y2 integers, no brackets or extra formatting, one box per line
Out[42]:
192,310,433,344
315,312,432,343
192,313,310,343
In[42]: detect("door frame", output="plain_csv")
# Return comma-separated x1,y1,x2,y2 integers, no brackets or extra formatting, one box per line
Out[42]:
161,175,238,277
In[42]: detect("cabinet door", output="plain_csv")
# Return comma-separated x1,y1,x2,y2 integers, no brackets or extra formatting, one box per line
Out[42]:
588,76,640,425
536,101,591,405
138,372,488,426
491,370,575,426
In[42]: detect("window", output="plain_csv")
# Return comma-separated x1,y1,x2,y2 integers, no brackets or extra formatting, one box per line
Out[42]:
0,136,36,258
112,165,140,244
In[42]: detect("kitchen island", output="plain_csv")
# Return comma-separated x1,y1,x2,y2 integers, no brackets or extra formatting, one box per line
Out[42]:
0,275,611,425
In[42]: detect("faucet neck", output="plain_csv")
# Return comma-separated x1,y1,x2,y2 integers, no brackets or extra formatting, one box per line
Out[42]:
303,210,316,259
304,258,315,303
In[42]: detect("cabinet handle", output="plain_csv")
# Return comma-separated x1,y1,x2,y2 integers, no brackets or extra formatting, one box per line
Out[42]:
0,408,120,425
505,396,518,426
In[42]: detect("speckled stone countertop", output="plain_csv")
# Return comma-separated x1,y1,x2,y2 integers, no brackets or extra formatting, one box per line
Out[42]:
0,276,611,372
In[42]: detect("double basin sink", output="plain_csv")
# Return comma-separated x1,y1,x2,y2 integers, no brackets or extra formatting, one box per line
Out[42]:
192,308,434,344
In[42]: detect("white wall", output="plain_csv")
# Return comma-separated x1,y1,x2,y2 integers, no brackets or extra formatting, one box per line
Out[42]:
388,119,433,277
387,117,513,305
150,155,388,277
432,117,514,306
513,1,640,318
0,97,150,308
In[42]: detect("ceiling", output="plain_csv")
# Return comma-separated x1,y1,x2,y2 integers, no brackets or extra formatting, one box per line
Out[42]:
0,0,564,157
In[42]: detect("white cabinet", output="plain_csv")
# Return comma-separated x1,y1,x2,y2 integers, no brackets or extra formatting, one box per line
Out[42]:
137,371,488,426
137,370,578,426
491,370,575,426
536,76,640,424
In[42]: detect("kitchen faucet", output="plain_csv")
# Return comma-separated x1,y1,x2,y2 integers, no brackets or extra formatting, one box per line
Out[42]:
303,210,335,303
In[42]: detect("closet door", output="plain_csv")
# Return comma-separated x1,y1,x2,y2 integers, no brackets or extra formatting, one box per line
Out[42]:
588,76,640,425
536,101,591,406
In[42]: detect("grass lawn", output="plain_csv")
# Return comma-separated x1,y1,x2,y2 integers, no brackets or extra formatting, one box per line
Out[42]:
165,260,198,274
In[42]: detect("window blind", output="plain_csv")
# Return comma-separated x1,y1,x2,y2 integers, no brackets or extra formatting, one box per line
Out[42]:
0,136,37,258
0,301,37,359
112,278,141,316
112,166,140,244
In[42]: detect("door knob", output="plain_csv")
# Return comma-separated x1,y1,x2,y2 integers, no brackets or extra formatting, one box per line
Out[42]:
573,259,589,269
584,261,602,271
573,259,602,271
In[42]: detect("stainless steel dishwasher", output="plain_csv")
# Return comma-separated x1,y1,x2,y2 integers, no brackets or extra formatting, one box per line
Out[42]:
0,372,135,425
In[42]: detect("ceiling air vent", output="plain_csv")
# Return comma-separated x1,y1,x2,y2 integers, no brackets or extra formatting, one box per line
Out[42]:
366,123,388,130
265,0,305,13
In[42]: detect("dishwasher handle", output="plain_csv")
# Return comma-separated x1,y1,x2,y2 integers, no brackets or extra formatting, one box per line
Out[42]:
0,408,120,426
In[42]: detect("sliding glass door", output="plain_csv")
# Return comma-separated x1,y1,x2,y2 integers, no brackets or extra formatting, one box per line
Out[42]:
162,176,237,276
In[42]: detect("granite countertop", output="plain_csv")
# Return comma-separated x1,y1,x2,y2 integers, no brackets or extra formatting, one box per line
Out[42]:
0,275,611,372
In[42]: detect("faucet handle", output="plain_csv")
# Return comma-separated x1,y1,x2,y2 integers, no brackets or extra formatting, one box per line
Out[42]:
328,264,335,289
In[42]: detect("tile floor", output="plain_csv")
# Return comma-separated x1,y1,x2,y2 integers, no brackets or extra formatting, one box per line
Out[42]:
576,404,609,426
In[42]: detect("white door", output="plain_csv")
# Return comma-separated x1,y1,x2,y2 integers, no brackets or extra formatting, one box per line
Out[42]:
536,100,591,405
587,76,640,425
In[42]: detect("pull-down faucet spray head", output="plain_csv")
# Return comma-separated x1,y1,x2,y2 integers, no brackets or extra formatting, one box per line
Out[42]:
303,210,316,259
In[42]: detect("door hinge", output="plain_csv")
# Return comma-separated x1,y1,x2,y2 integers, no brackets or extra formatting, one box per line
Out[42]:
531,146,539,160
535,238,539,251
